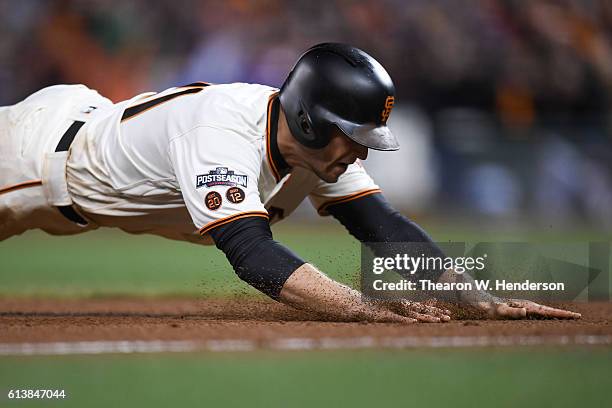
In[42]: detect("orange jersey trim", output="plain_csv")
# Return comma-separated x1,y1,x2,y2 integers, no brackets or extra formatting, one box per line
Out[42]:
0,179,42,196
199,211,269,235
317,188,382,215
265,92,281,182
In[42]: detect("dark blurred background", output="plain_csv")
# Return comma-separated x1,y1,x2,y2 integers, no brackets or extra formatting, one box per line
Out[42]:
2,0,612,229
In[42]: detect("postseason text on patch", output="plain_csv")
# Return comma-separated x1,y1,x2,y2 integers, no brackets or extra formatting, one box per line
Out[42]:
196,167,248,189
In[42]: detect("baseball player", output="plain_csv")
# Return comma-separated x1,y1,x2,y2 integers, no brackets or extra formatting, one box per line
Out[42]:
0,43,580,322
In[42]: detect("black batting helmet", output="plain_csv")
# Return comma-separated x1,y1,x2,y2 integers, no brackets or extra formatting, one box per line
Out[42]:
279,43,399,151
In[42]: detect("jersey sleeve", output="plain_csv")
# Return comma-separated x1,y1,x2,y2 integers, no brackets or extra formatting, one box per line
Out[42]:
168,125,268,236
309,160,381,216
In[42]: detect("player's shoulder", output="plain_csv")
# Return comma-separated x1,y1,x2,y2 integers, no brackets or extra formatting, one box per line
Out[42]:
194,83,276,116
181,83,276,136
205,83,277,102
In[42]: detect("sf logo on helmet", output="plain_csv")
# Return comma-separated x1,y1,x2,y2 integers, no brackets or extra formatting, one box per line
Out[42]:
381,96,394,123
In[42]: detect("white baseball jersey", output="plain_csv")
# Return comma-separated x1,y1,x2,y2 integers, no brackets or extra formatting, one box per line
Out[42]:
64,82,380,244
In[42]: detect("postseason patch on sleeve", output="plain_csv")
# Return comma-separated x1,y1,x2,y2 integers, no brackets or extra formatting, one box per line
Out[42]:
196,167,248,189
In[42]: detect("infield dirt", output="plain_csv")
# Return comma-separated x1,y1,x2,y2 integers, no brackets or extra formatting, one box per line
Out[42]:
0,298,610,344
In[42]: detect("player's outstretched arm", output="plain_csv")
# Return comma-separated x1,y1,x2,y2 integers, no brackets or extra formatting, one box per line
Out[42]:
279,263,449,323
327,192,581,320
209,215,447,323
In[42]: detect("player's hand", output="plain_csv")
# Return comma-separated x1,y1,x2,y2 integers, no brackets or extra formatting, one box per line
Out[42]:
384,299,451,323
476,298,581,319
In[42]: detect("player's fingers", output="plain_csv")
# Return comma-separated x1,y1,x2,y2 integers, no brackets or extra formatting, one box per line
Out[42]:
368,307,418,324
419,303,447,315
477,301,526,319
405,311,442,323
508,300,581,319
531,306,581,319
494,303,527,319
423,299,452,316
416,305,450,321
400,301,450,321
377,312,419,324
421,305,451,321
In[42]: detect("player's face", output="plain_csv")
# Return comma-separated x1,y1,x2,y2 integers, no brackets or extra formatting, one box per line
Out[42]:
304,129,369,183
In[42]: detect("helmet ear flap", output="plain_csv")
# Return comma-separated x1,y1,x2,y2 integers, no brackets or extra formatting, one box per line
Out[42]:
295,101,326,147
296,103,337,148
298,109,311,134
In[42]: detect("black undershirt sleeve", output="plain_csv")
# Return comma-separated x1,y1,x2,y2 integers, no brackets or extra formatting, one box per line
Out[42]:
327,192,446,282
208,216,305,300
